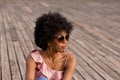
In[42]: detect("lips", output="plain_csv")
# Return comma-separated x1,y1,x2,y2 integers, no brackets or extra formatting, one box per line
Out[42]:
61,46,66,49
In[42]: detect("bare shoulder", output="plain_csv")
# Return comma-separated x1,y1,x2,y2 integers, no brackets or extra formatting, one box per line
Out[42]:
26,54,33,62
66,51,77,60
25,54,36,80
66,52,77,67
26,54,36,67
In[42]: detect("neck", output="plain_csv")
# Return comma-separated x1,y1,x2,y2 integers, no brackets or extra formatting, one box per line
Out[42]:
44,49,58,59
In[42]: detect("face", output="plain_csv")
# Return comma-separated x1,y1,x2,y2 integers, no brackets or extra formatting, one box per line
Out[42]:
49,31,69,53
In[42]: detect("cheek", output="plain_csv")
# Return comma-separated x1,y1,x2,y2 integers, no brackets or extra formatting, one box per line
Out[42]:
53,43,62,49
53,40,61,47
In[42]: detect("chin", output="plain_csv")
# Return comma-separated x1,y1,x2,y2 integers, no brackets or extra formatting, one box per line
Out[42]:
59,49,66,53
56,48,66,53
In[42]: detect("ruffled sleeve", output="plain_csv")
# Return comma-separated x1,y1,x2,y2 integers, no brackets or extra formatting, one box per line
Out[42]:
31,49,43,63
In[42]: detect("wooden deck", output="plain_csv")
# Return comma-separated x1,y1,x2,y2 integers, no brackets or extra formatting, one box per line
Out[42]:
0,0,120,80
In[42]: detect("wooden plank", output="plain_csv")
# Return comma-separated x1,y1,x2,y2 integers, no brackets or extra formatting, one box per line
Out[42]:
13,41,26,80
62,10,119,58
7,6,31,59
68,39,115,80
61,11,120,48
76,64,95,80
67,50,85,80
74,27,120,56
10,3,36,52
72,26,120,62
67,2,120,35
67,49,104,80
68,45,114,80
72,70,84,80
16,16,35,51
0,7,2,80
70,39,120,80
8,7,26,80
0,7,11,80
73,28,120,62
16,21,35,52
61,7,120,47
69,26,120,80
4,7,22,80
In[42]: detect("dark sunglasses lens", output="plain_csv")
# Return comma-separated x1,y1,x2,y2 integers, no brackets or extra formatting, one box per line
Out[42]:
58,36,64,42
66,35,69,41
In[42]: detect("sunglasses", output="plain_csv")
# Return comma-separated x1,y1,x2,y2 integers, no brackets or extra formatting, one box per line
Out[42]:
54,35,69,42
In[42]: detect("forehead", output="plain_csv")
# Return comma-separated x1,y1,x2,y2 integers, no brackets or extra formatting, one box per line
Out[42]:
54,30,67,36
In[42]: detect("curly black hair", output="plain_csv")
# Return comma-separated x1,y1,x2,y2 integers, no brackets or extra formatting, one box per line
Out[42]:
34,12,73,50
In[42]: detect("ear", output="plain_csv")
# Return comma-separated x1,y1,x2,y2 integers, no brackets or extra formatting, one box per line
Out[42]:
48,43,50,46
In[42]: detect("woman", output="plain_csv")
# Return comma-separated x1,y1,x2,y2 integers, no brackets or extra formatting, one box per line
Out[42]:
25,12,76,80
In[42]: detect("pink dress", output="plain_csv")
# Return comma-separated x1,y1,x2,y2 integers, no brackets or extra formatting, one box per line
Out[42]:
31,50,64,80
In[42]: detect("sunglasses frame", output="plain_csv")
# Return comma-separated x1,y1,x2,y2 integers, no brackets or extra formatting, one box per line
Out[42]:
54,35,70,43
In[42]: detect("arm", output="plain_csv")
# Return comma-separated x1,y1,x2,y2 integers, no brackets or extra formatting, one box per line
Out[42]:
25,55,36,80
62,54,77,80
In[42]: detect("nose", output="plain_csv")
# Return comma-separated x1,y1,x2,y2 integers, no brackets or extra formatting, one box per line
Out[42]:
63,38,67,44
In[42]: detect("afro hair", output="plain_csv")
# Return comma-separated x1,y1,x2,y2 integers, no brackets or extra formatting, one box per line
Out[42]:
34,12,73,50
